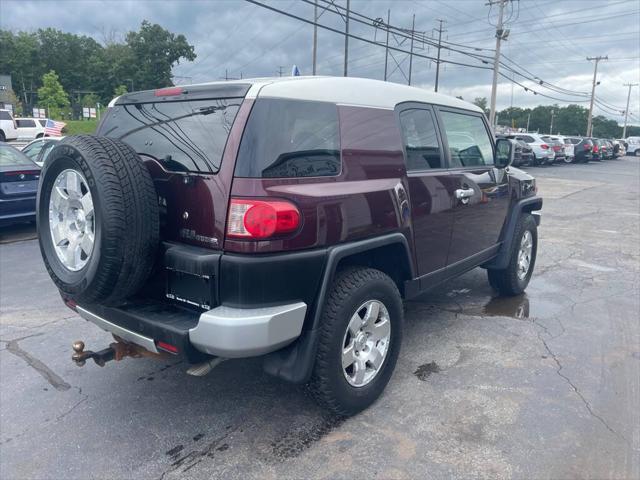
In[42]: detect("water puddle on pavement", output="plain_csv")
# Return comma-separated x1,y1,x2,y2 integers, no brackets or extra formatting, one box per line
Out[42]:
414,361,441,380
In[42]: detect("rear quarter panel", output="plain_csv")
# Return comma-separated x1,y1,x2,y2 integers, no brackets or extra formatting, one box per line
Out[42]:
226,105,412,254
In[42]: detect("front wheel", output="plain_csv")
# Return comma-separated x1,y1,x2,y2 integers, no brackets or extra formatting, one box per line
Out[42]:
309,267,403,416
488,214,537,296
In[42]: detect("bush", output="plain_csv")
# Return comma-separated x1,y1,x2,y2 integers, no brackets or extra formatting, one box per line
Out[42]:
62,119,99,135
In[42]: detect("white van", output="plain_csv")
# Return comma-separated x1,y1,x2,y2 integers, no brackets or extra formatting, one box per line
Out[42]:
0,109,19,142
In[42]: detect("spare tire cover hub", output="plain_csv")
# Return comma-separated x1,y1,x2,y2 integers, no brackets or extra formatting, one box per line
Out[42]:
49,168,95,271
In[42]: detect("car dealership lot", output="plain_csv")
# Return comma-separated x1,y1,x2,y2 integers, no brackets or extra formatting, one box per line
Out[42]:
1,158,639,480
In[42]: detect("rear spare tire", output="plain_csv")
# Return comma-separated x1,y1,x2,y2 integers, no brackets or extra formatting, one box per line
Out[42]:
37,135,159,305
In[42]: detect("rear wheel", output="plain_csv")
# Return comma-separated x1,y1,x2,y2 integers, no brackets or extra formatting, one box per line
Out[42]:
309,267,403,416
0,131,5,142
488,214,537,296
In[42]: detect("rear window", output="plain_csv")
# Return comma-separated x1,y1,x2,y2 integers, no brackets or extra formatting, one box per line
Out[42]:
16,119,36,128
97,98,242,173
568,137,581,144
0,145,36,166
516,135,535,143
235,98,340,178
0,110,12,120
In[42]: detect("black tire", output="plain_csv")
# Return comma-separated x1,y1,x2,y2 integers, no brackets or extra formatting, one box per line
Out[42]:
0,130,5,142
37,135,159,305
487,214,537,296
309,267,403,416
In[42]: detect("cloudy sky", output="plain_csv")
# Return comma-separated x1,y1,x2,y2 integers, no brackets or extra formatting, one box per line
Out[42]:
2,0,639,124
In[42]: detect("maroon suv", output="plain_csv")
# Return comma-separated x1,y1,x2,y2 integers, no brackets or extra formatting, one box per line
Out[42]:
36,77,542,415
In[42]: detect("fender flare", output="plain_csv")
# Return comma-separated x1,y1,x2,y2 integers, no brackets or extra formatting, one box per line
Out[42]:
484,196,542,270
263,232,414,384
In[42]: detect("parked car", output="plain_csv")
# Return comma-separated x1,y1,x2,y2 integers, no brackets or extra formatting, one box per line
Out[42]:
611,140,626,157
597,139,612,159
15,117,46,140
567,137,593,163
498,137,529,167
590,138,604,161
541,136,567,164
626,136,640,156
556,136,575,163
35,77,542,415
0,109,19,142
21,137,63,167
508,133,554,165
518,140,534,166
604,139,616,159
0,142,41,226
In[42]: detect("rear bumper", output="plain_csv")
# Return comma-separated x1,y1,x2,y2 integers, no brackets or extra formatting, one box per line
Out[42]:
77,301,308,359
74,243,325,361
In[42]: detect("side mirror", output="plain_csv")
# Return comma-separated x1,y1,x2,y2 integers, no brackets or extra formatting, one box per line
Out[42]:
495,138,514,168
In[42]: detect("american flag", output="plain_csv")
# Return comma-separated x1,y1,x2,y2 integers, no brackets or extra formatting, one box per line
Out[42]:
44,119,66,137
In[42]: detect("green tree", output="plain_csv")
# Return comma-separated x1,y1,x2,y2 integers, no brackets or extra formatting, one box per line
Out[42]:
125,20,196,90
472,97,489,115
80,93,100,108
113,85,128,97
37,70,70,119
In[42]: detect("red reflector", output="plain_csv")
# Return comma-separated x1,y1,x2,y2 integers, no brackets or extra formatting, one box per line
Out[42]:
227,198,301,239
4,170,39,176
541,144,548,149
155,87,183,97
64,298,78,311
157,341,179,354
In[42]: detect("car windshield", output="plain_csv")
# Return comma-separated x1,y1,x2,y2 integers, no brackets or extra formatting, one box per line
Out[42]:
0,145,38,167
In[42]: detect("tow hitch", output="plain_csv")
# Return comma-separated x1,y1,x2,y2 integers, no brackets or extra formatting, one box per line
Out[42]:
71,338,167,367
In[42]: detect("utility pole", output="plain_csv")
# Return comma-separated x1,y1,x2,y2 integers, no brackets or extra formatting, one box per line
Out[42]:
488,0,510,127
586,55,607,137
408,14,415,85
312,0,318,75
277,66,285,77
434,19,446,92
526,112,530,131
343,0,350,77
383,9,390,81
549,109,555,134
622,83,638,138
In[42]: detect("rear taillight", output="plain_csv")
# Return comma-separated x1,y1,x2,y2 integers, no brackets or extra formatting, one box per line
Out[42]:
3,170,39,176
583,144,590,150
226,198,301,239
593,145,599,152
541,144,549,150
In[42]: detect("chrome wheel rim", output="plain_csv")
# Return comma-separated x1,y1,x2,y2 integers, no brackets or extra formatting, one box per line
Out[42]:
517,230,533,280
341,300,391,387
48,169,95,271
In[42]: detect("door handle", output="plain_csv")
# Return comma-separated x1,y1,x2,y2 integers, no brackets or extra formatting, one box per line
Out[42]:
454,188,475,200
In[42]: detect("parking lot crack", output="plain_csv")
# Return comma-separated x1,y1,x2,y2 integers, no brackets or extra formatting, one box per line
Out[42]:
535,328,630,446
0,333,71,391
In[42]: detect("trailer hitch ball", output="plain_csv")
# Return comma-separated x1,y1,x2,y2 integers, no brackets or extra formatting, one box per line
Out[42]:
72,340,87,366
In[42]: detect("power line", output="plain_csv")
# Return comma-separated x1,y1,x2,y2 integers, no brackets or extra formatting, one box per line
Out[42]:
244,0,493,72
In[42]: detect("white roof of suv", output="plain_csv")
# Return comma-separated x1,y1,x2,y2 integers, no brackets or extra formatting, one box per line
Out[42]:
110,76,482,113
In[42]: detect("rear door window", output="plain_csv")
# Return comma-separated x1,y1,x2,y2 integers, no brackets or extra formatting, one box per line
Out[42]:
440,111,494,167
17,119,36,128
97,98,241,173
399,108,443,170
235,98,340,178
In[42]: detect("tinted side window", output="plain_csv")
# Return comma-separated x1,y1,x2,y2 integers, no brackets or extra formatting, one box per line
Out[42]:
516,135,535,143
23,140,44,160
17,119,36,128
440,111,494,167
38,119,47,127
98,98,241,173
235,98,340,178
399,109,442,170
0,111,12,120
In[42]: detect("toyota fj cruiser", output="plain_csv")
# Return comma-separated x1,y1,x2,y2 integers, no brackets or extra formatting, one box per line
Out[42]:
36,77,541,416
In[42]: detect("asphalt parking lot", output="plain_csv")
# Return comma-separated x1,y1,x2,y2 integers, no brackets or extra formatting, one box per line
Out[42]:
1,157,639,480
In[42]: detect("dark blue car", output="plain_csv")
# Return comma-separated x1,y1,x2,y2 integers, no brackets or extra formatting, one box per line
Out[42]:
0,142,41,226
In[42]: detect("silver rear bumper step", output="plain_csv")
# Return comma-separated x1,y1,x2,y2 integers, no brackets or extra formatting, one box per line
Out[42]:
76,306,159,353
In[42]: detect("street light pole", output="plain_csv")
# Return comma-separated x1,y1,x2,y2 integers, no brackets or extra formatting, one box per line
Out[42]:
343,0,350,77
622,83,638,139
586,56,607,137
549,109,555,134
312,0,318,75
